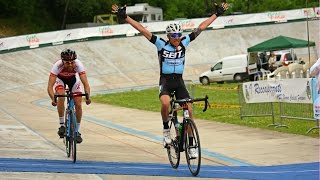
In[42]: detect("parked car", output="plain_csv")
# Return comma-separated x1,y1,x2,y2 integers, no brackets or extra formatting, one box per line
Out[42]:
199,54,250,85
273,50,299,67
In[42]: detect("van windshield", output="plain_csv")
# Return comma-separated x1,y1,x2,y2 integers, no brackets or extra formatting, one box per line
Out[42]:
213,62,222,71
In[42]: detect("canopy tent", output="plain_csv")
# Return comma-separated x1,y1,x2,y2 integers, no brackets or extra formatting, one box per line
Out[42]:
247,35,316,52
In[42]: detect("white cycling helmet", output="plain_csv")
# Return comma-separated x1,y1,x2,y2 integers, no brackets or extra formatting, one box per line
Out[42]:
166,23,183,34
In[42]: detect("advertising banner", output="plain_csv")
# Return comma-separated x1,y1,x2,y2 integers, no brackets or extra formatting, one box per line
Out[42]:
242,78,313,104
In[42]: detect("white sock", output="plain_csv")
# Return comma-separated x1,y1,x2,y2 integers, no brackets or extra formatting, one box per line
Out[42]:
77,123,80,132
59,117,65,126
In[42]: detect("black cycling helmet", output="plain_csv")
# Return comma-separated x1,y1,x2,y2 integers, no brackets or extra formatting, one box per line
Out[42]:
61,49,77,61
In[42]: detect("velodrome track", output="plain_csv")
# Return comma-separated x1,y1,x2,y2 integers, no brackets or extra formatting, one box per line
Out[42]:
0,20,319,179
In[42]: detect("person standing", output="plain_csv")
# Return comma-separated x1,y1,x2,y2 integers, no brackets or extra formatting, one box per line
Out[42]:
268,51,277,72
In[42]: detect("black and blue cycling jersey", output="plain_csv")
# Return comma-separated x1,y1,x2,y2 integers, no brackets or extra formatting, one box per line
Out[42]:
150,33,196,75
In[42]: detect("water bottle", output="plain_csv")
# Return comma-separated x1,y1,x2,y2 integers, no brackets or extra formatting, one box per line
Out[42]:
175,122,182,136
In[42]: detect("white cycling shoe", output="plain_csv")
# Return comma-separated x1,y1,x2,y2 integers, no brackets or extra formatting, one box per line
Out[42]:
188,148,198,159
163,129,172,145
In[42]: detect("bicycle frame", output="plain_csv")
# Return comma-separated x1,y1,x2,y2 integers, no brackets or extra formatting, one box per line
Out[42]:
54,88,88,163
65,90,78,139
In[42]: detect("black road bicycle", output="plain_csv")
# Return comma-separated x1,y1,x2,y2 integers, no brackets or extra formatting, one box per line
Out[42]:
165,93,209,176
54,88,88,163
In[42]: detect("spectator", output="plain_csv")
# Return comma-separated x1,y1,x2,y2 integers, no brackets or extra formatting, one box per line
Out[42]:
268,51,277,72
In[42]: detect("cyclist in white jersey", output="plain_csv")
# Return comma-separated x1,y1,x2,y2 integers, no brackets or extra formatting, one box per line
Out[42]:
47,49,91,143
112,2,228,158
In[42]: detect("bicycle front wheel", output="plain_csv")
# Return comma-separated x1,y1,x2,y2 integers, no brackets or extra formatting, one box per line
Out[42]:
166,120,180,169
184,119,201,176
70,110,77,163
64,110,71,158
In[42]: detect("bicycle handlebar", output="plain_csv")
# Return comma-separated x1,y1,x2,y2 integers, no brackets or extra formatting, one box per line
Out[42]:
54,93,89,103
173,95,209,112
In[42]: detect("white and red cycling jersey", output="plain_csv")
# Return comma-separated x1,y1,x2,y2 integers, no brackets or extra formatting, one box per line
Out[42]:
50,59,86,78
50,59,86,93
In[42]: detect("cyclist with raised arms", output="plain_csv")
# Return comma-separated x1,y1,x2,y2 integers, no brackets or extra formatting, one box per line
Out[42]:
112,3,228,158
47,49,91,144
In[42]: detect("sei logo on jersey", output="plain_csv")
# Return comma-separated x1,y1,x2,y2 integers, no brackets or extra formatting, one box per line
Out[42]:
162,50,185,59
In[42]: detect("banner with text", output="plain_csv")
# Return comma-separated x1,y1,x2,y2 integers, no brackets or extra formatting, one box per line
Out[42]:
242,78,313,104
0,7,318,51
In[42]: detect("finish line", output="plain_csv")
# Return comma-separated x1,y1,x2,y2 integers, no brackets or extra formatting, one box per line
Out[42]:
0,158,318,179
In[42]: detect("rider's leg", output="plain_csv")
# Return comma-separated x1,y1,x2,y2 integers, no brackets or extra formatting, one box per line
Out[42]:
71,78,84,143
56,89,65,125
74,96,82,125
73,96,83,143
55,84,66,138
160,94,172,145
160,94,171,128
71,77,83,131
187,103,194,145
53,78,66,127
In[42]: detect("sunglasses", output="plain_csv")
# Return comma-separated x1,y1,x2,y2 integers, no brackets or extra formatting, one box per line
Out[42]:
170,33,182,38
63,60,75,65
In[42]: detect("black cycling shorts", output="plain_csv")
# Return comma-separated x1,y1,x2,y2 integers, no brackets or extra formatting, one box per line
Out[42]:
159,74,190,100
57,75,76,90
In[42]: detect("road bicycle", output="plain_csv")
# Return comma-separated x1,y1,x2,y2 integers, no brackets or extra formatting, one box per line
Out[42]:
165,93,209,176
54,88,88,163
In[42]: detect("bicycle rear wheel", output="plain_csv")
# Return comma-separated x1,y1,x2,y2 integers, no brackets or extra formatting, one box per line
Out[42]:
70,110,77,163
184,119,201,176
166,120,180,169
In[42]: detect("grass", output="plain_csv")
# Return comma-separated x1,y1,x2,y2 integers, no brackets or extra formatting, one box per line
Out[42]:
91,82,319,138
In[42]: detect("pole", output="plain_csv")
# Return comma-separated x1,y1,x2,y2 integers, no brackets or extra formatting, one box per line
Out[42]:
306,0,311,65
61,0,70,30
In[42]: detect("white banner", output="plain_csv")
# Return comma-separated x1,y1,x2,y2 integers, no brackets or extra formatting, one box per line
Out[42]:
242,78,313,104
0,8,318,51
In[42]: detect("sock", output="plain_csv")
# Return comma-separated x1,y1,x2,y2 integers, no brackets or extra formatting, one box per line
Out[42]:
189,137,194,146
59,117,65,126
163,121,169,129
77,123,80,132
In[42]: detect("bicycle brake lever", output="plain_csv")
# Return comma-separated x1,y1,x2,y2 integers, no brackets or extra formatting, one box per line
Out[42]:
203,95,209,112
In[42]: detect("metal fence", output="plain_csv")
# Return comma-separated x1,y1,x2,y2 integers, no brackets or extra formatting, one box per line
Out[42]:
238,84,319,133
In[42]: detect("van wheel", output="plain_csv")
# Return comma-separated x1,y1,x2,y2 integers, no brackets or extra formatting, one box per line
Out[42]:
234,74,243,82
201,77,210,85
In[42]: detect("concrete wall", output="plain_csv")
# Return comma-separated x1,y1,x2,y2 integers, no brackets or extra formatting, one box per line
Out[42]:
0,20,318,93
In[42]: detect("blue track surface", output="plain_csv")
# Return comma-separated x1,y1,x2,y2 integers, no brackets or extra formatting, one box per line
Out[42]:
0,158,318,179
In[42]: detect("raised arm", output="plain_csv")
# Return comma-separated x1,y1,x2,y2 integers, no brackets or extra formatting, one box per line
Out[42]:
112,4,152,41
198,3,229,31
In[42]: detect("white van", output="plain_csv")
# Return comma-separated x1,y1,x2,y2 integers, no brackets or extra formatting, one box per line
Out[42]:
199,54,251,84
